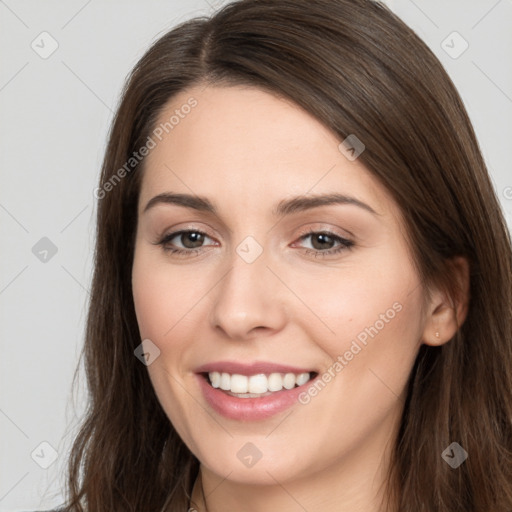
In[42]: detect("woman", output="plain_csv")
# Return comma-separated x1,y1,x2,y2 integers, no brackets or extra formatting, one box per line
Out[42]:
56,0,512,510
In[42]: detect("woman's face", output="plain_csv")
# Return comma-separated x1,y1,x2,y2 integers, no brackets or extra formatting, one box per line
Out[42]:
132,85,428,489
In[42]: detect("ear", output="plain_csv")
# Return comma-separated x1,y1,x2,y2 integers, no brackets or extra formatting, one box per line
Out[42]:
422,256,470,347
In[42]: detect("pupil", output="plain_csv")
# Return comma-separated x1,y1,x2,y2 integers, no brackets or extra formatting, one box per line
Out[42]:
183,232,204,248
312,233,334,250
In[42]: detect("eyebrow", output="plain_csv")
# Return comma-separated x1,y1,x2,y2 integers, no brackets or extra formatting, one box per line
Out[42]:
143,192,380,217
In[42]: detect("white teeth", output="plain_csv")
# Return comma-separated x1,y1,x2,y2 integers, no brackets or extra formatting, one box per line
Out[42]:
220,372,231,391
210,371,221,388
267,373,283,392
207,371,312,395
230,374,248,393
248,374,267,394
296,372,310,386
283,373,296,390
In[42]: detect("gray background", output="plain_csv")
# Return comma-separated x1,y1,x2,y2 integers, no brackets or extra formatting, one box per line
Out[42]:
1,0,511,509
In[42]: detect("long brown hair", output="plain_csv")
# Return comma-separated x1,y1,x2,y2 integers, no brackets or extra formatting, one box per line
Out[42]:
61,0,512,510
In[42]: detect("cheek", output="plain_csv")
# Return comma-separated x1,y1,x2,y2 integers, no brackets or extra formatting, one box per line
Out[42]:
132,250,207,341
132,272,172,340
289,250,424,381
294,255,418,331
287,263,423,460
132,252,204,445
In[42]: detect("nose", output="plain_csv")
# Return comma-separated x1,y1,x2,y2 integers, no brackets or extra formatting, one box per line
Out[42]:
209,246,288,341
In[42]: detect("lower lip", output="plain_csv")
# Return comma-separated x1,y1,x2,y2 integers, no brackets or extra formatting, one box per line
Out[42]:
196,373,317,421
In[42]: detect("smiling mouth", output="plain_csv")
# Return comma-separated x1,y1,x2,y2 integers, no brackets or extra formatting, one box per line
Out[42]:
201,371,318,398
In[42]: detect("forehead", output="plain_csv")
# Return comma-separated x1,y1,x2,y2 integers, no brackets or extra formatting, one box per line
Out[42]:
138,85,398,222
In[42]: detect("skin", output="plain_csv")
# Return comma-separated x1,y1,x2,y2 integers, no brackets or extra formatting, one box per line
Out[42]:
131,84,469,512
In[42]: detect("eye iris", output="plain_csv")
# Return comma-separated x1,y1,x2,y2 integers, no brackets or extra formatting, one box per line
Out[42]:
311,233,334,250
182,232,204,248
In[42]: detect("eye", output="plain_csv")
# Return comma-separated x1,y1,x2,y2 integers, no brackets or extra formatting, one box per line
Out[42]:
293,230,354,257
155,228,354,259
156,229,217,256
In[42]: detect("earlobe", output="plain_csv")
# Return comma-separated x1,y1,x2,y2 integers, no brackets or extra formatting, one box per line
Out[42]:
422,256,470,347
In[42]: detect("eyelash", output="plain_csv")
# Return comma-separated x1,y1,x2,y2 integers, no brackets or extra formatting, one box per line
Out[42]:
155,229,354,258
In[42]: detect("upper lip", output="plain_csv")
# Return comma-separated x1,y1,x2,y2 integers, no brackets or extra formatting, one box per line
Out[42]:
195,360,316,376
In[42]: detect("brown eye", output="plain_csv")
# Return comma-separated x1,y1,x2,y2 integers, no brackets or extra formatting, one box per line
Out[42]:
157,229,216,255
310,233,336,250
178,231,205,249
294,230,354,258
